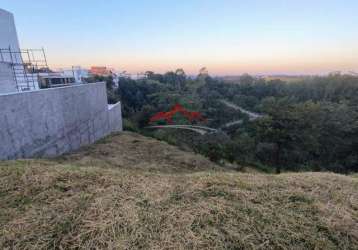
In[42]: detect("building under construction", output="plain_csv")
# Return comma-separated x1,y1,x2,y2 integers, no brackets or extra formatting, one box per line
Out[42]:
0,8,80,93
0,8,122,160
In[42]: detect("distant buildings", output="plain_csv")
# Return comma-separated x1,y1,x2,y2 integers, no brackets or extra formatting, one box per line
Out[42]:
90,66,112,76
54,66,90,84
37,73,76,88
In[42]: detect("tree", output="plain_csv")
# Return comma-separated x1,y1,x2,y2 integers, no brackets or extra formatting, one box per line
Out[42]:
199,67,209,77
175,68,186,90
145,71,155,79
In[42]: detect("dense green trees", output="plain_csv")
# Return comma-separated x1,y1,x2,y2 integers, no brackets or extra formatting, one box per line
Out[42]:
101,71,358,173
253,100,358,173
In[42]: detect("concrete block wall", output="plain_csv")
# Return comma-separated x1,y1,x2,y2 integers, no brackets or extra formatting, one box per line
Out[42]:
0,82,122,160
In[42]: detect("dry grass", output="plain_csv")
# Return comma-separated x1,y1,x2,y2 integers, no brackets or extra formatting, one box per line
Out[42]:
57,132,220,173
0,132,357,249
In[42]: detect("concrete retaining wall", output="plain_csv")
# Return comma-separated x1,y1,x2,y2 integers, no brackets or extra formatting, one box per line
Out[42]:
0,82,122,160
108,102,123,132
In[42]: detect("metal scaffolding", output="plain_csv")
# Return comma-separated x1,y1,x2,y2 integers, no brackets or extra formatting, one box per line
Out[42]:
0,47,49,92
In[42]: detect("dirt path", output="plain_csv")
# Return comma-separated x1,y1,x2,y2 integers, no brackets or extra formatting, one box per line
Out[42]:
220,100,264,121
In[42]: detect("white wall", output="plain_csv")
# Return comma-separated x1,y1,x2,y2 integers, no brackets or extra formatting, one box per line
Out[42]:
0,62,17,93
0,8,21,62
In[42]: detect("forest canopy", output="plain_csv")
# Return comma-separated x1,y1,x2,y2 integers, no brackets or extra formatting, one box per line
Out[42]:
103,71,358,174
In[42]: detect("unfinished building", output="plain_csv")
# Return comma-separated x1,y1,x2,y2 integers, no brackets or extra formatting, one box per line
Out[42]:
0,8,122,160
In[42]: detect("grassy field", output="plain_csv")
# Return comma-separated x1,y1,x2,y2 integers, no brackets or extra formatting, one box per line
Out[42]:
1,132,357,249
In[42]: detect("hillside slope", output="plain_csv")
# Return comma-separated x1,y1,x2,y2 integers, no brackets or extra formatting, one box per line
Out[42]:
0,132,357,249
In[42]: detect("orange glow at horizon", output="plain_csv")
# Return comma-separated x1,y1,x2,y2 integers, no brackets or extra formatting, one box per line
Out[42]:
49,54,358,76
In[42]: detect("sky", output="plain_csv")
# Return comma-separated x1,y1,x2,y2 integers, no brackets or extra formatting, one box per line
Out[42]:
1,0,358,75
